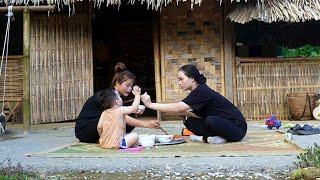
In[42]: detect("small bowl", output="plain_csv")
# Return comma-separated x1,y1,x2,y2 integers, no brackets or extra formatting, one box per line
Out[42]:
138,105,146,111
156,135,174,143
138,134,155,148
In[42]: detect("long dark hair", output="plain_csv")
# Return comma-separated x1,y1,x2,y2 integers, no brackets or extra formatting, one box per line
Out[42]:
97,89,119,110
179,64,207,84
111,62,136,87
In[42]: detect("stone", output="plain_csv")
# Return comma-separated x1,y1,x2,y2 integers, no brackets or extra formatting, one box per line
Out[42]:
301,167,320,180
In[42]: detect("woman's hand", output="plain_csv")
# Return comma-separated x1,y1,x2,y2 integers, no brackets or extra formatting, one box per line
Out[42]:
141,92,152,108
144,120,160,129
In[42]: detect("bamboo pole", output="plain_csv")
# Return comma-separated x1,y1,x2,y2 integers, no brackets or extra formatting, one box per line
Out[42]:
223,1,235,102
23,9,30,133
159,14,166,102
220,3,225,97
152,13,162,119
0,5,55,12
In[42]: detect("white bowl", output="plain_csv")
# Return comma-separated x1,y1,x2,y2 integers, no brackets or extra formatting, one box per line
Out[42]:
138,105,146,111
156,135,174,143
139,134,155,148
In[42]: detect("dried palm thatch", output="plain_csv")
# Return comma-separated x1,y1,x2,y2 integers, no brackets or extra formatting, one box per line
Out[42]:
1,0,203,10
0,0,245,11
228,0,320,24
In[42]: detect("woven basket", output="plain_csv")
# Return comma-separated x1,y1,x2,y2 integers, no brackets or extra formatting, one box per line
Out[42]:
287,93,317,120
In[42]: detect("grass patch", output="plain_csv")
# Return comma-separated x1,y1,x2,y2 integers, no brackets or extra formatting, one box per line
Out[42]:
0,157,40,180
291,144,320,180
295,143,320,168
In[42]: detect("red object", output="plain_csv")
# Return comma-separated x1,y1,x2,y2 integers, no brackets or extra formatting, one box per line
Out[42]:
182,128,194,136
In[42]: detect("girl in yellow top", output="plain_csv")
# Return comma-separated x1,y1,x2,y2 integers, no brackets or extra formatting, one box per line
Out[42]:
97,86,141,149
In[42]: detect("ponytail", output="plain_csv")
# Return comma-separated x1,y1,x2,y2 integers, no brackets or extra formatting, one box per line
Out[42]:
179,64,207,84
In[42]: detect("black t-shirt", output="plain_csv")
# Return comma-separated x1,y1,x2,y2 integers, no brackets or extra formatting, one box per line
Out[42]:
182,84,246,129
75,92,103,141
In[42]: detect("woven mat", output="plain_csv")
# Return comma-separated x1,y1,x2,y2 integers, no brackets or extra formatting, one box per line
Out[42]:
25,130,300,158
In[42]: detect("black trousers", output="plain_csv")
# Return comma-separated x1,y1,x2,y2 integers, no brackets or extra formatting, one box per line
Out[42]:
183,116,246,142
76,124,135,143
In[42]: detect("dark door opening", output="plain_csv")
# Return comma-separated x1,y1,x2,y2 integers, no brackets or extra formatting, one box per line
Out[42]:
235,20,320,57
92,5,156,116
0,12,23,55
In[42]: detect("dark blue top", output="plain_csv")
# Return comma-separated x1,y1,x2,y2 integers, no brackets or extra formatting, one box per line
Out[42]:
75,92,103,142
182,84,247,130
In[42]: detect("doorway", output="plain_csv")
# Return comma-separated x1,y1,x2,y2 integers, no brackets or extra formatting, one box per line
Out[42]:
92,5,156,116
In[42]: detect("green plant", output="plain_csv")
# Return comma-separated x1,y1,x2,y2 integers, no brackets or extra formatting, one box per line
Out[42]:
281,45,320,58
0,157,40,180
295,143,320,168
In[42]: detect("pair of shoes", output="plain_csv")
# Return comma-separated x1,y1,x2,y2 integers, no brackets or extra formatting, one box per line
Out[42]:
288,124,320,135
181,128,194,136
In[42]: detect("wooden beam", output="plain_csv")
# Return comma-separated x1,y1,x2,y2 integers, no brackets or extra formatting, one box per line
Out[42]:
152,13,162,120
223,2,235,102
0,5,55,12
23,9,31,133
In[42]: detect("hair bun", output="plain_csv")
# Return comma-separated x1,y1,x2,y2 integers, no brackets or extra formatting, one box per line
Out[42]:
114,62,126,73
196,74,207,84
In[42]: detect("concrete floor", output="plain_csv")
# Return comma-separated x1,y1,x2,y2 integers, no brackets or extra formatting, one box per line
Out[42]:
0,118,319,177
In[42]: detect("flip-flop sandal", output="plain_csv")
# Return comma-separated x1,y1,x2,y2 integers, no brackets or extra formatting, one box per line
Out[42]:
119,146,144,153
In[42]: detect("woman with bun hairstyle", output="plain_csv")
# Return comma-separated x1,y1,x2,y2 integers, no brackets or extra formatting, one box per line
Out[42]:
141,64,247,144
75,62,160,143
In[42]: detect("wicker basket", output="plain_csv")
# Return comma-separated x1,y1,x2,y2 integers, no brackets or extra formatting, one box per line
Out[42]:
287,93,317,120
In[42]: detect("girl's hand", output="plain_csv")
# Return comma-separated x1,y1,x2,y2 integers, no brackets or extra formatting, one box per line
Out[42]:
132,85,141,96
141,92,152,107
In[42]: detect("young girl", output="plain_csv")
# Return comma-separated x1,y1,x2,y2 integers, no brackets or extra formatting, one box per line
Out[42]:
97,86,141,149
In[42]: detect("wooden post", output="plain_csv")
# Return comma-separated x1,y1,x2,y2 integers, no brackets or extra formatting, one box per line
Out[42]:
159,15,166,102
152,13,162,119
23,9,31,133
220,4,225,97
223,2,235,102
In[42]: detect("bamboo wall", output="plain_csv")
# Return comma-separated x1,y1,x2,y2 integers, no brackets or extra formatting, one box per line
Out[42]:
30,14,93,124
236,57,320,120
0,56,23,122
0,56,23,101
160,0,222,102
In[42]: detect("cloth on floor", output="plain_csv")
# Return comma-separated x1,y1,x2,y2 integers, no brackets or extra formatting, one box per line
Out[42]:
287,124,320,135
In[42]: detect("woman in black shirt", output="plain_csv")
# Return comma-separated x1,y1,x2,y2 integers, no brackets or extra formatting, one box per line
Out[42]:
141,64,247,143
75,63,160,143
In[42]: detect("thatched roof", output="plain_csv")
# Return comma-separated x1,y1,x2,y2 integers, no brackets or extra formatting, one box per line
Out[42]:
1,0,204,10
5,0,319,23
228,0,320,24
0,0,246,11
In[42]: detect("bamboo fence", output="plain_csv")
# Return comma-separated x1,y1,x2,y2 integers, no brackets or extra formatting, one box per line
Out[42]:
30,14,93,124
236,57,320,120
